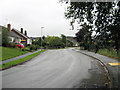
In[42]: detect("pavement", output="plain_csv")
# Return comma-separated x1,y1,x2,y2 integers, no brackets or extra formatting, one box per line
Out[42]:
0,49,42,64
2,49,108,88
74,49,120,88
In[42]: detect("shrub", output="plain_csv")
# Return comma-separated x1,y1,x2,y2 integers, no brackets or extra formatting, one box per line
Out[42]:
36,45,40,49
29,45,40,51
30,45,34,50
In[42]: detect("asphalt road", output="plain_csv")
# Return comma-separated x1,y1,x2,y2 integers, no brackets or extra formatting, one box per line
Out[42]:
2,48,106,88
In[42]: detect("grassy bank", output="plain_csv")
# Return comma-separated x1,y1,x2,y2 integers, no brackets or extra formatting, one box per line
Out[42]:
1,47,28,61
98,49,120,60
76,47,120,60
0,50,46,70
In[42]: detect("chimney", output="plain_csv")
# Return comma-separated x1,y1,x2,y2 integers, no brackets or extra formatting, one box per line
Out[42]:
21,28,23,34
25,30,27,36
7,24,11,31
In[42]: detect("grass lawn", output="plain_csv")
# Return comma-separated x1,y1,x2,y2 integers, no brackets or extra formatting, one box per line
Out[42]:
1,47,28,61
98,49,120,60
0,50,46,70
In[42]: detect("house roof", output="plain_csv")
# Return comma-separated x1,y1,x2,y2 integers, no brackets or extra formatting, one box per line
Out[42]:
12,28,29,39
8,31,21,38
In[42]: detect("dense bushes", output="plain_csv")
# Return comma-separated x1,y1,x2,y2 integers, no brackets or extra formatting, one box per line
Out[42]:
29,45,40,51
8,43,40,52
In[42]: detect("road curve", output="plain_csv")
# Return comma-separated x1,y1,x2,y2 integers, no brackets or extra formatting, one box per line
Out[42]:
2,48,104,88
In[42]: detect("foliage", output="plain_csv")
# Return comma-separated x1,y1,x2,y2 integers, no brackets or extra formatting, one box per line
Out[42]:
2,27,9,47
45,36,65,48
37,37,46,47
32,37,46,47
1,47,28,61
109,2,120,55
32,40,37,45
65,2,94,29
29,45,40,51
76,23,92,50
63,1,120,55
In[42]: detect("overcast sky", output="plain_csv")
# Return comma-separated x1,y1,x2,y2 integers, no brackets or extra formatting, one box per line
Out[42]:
0,0,78,37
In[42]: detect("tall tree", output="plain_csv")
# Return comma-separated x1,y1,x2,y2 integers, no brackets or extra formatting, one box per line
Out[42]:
94,2,113,49
64,2,95,50
76,23,92,50
62,1,120,54
109,1,120,55
65,2,94,29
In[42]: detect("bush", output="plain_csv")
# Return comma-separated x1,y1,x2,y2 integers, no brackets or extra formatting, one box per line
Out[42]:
29,45,40,51
36,45,40,49
30,45,34,50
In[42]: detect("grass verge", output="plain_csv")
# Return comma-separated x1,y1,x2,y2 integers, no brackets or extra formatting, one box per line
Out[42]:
1,47,28,61
0,50,46,70
75,47,120,60
98,49,120,60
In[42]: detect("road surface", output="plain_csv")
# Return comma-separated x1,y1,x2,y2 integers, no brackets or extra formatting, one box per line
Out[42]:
2,49,107,88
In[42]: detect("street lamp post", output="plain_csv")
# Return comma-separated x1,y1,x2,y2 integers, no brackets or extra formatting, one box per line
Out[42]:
41,27,44,49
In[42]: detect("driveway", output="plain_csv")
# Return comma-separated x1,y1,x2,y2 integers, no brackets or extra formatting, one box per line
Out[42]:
2,49,107,88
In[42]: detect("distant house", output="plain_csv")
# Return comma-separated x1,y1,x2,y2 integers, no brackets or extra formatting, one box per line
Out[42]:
31,37,40,42
66,36,79,47
31,36,46,42
0,24,32,46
